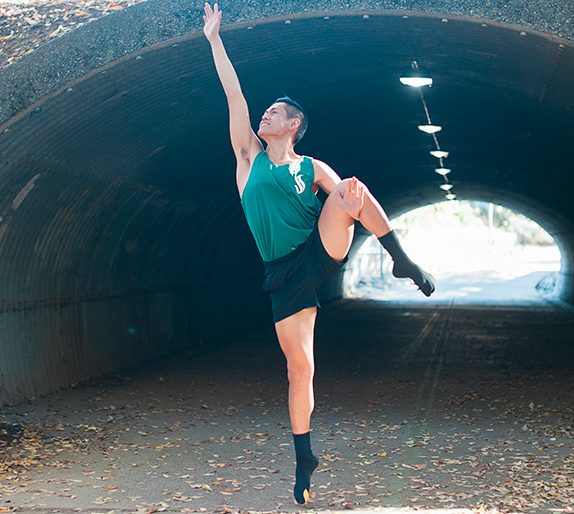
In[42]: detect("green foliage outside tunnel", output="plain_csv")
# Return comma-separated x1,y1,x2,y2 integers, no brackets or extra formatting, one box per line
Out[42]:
394,201,555,247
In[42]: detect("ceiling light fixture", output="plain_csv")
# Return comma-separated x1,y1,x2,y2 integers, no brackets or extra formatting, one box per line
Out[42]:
439,183,453,191
435,168,451,176
418,124,442,134
399,60,432,88
400,76,433,87
430,150,449,159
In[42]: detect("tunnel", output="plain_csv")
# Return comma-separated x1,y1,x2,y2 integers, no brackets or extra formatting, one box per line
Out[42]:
0,0,573,406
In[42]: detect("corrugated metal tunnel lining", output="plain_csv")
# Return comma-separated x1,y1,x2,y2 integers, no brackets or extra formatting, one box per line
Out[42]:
0,5,573,403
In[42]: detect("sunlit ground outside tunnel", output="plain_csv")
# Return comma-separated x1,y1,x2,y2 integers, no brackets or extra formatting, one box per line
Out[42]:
347,201,561,304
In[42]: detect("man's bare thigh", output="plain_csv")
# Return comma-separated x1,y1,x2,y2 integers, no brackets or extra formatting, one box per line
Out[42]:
318,188,355,262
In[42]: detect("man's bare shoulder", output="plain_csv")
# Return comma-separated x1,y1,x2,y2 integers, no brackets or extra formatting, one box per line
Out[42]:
310,157,342,194
311,157,337,175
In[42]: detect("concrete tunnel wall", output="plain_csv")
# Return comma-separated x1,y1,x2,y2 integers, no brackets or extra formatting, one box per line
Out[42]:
0,0,573,403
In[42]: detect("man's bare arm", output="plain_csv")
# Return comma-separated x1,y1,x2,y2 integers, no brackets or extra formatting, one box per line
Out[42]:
313,158,342,194
203,3,261,163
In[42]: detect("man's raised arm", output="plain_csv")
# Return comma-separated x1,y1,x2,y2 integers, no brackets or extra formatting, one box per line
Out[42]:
203,2,261,163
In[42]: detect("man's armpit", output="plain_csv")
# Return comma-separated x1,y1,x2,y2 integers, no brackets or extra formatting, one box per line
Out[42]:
235,146,251,167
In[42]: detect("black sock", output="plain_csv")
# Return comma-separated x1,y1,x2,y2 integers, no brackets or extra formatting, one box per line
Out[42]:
292,432,319,504
378,230,435,297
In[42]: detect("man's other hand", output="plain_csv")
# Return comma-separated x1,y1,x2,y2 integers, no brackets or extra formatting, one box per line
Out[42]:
338,177,365,221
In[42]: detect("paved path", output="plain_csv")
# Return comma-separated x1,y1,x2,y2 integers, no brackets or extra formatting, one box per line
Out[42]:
1,300,573,513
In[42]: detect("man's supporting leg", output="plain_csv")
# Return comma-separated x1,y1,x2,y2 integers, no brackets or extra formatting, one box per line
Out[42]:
275,307,320,504
319,178,435,296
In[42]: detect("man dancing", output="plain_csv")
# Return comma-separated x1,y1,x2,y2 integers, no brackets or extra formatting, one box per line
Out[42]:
202,2,435,505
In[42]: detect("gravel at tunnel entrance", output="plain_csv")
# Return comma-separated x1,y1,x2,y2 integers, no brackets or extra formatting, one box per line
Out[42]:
0,0,147,68
1,300,573,513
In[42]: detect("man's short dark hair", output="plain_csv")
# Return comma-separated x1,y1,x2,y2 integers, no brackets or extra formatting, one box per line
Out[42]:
275,96,308,144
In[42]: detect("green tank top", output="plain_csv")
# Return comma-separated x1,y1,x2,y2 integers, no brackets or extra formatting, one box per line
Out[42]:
241,150,322,262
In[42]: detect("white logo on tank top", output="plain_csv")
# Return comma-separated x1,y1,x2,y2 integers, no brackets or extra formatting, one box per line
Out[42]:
288,161,306,195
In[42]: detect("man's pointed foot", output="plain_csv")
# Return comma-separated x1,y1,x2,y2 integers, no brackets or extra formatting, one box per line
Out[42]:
392,261,435,297
294,455,319,504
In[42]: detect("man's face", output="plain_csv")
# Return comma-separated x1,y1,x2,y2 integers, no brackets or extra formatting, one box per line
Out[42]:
257,103,297,141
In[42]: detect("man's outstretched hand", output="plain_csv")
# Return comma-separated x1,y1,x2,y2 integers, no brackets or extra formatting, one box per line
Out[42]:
203,2,222,42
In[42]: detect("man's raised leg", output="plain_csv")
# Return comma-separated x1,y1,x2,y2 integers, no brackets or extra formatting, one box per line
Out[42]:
275,307,320,504
319,177,435,296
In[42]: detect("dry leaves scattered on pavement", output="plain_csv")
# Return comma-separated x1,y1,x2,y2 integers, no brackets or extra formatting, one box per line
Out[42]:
0,0,148,68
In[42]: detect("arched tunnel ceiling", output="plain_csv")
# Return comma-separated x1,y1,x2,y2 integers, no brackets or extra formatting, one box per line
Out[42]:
1,9,573,230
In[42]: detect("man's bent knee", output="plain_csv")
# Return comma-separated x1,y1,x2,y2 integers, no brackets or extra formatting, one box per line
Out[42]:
334,177,369,194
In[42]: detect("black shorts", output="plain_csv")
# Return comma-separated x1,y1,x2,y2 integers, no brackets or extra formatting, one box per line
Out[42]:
262,224,347,323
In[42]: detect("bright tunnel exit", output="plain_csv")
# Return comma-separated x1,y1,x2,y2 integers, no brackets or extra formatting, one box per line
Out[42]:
345,201,561,304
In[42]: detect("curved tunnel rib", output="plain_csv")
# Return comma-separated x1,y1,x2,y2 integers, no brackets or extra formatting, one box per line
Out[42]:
0,4,573,403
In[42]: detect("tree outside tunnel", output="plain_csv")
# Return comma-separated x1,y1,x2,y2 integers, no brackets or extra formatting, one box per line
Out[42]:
345,200,561,304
